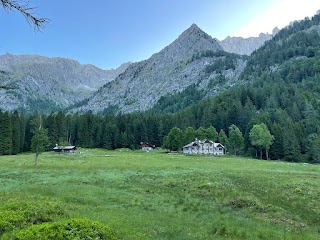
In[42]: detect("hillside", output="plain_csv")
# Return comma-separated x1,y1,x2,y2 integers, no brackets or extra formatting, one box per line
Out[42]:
71,24,247,114
0,53,130,112
240,16,320,82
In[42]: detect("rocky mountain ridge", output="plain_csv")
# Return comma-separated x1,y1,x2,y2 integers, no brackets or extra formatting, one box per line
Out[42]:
71,24,247,114
0,24,281,114
0,53,130,112
219,27,280,55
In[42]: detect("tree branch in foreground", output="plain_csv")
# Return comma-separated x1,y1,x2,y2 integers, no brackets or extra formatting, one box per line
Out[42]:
1,0,49,31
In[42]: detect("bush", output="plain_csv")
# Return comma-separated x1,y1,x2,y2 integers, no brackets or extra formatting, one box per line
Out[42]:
1,199,66,224
0,195,68,236
0,210,26,235
3,218,117,240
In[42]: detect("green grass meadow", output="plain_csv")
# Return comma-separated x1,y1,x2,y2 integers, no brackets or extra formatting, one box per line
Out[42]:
0,149,319,239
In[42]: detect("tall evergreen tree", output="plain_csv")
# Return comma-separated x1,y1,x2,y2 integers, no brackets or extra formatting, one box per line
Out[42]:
0,111,12,155
218,129,229,150
309,133,320,163
101,121,113,150
77,113,95,148
269,123,284,160
55,111,67,144
19,113,26,153
283,126,301,162
303,102,319,135
45,113,58,146
11,111,21,155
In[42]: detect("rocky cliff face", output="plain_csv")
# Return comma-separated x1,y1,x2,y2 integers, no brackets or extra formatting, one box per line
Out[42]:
0,53,130,112
219,28,280,55
72,24,247,114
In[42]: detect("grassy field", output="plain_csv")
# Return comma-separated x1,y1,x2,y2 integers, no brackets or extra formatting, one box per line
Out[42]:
0,148,319,239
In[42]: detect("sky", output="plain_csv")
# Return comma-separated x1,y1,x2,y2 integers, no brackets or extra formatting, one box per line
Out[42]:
0,0,320,69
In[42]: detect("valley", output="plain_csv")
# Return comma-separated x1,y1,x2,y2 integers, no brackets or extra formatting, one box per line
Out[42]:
1,2,320,240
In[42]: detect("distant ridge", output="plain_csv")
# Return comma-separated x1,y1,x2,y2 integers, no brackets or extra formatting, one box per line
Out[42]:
219,27,280,55
0,53,131,112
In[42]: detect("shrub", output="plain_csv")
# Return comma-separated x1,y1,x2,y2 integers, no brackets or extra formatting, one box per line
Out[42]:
3,218,117,240
0,210,26,236
0,195,68,236
1,199,66,224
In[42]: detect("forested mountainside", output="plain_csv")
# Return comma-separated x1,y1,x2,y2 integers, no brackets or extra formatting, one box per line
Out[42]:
0,54,130,113
70,24,247,114
240,16,320,82
219,27,279,55
169,13,320,162
139,13,320,162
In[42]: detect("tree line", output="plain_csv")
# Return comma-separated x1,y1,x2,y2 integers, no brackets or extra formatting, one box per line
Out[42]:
1,93,318,163
0,109,272,159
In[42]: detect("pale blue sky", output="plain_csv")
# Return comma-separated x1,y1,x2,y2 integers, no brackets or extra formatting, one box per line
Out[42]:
0,0,319,69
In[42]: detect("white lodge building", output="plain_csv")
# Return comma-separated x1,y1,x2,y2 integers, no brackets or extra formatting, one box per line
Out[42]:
183,139,225,155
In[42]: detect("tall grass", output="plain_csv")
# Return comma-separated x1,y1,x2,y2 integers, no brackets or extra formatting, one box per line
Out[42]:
0,149,319,239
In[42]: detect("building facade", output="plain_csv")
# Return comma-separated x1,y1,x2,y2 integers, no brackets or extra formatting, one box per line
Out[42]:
140,142,156,151
183,139,225,155
53,144,76,153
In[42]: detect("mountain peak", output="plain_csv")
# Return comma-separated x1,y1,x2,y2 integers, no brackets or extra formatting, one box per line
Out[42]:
183,23,205,36
159,23,222,63
174,23,220,47
190,23,200,30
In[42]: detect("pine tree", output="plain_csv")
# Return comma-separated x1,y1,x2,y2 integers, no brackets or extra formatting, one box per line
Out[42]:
19,113,27,153
269,123,284,160
218,129,229,150
45,113,58,147
133,119,147,145
101,121,113,150
0,111,12,155
309,133,320,163
94,123,103,148
283,127,301,162
77,114,95,148
11,111,21,155
56,111,67,142
23,116,34,152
